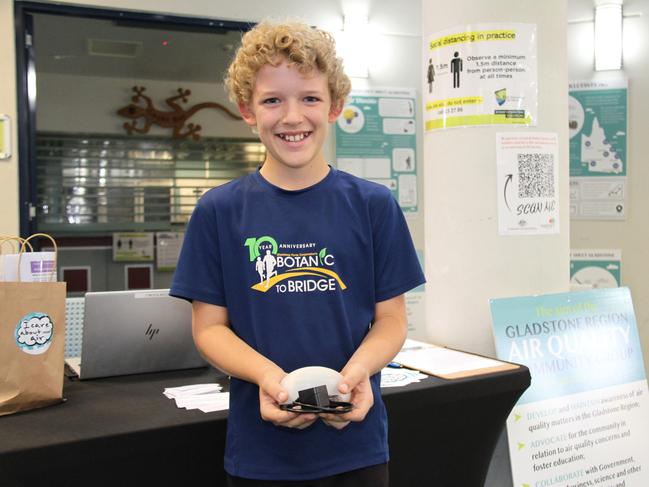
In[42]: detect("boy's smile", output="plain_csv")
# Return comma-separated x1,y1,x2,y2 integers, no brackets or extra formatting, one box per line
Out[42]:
239,60,341,187
276,132,310,142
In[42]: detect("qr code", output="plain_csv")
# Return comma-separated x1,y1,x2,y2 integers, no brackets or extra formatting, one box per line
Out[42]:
518,153,554,198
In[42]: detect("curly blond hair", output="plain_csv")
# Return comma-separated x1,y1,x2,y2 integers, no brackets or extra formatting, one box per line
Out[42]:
225,20,351,108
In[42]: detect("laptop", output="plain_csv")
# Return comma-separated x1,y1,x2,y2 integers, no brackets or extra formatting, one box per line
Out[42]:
66,289,206,379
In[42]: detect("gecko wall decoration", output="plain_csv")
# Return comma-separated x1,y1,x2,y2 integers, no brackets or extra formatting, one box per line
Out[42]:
117,86,242,140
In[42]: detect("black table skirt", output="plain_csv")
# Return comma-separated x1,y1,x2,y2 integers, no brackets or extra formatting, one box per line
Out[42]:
0,365,529,487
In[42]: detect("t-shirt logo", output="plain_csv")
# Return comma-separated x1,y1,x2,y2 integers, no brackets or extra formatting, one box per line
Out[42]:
244,235,346,294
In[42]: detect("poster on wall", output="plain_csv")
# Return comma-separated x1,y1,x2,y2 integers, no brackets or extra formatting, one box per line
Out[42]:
335,87,418,213
569,79,627,220
496,132,559,236
405,250,426,341
570,249,621,290
424,23,537,131
156,232,184,271
112,232,154,262
490,288,649,487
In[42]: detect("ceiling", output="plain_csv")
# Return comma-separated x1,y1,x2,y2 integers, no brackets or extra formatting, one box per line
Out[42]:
33,13,244,83
31,3,607,83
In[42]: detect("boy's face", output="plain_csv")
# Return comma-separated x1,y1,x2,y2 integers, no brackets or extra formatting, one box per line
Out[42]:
239,60,342,173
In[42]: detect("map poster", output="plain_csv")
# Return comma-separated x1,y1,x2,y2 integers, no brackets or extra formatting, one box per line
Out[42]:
490,288,649,487
569,79,627,220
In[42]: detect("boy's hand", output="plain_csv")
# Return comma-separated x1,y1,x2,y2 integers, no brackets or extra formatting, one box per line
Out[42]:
319,362,374,430
258,370,317,430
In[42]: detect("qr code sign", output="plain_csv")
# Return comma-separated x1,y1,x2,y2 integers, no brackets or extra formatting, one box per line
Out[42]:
518,153,554,198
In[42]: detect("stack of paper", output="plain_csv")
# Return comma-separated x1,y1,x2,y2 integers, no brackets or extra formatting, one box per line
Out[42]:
163,383,229,413
380,367,428,388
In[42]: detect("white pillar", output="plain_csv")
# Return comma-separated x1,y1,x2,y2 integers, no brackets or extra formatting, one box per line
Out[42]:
422,0,570,356
0,1,19,236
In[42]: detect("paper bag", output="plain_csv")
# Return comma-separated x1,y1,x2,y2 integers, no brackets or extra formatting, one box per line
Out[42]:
0,234,66,416
0,237,33,282
2,252,57,282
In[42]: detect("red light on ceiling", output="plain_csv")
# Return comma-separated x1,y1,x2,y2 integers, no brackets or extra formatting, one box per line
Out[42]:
162,40,170,47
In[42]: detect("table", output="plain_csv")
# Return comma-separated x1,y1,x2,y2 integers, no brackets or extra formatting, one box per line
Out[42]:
1,364,529,487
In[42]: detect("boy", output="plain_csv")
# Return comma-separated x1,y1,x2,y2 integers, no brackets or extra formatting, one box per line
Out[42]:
170,20,425,486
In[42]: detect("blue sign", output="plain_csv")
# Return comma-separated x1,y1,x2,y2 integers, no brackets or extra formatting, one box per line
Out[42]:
490,287,645,404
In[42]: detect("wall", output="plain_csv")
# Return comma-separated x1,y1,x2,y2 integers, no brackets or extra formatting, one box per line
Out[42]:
568,0,649,378
0,1,19,236
36,73,251,138
7,0,424,252
422,4,569,485
423,0,570,355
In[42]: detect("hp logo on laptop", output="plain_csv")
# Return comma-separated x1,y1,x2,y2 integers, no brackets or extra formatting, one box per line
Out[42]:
145,323,160,340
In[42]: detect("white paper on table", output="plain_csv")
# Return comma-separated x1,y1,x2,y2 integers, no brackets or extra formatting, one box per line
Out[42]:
380,367,428,388
163,383,222,398
395,346,505,376
163,383,229,413
197,393,230,412
400,338,437,352
174,392,229,410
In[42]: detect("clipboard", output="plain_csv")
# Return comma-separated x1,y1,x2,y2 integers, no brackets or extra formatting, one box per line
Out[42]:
394,339,520,380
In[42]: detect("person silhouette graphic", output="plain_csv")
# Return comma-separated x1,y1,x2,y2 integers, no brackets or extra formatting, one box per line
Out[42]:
427,58,435,93
262,249,277,288
451,51,463,88
255,256,265,283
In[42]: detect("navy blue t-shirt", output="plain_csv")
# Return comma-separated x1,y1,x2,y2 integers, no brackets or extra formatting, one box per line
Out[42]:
170,167,425,480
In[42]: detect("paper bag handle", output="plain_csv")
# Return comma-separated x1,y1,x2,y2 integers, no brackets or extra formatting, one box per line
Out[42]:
17,233,58,282
0,236,34,254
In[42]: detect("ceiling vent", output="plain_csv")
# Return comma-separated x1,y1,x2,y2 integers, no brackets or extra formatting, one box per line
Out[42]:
87,38,142,58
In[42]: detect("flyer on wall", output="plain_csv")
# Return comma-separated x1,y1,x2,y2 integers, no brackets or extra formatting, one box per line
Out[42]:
335,87,418,213
569,79,627,220
112,232,154,262
490,288,649,487
571,249,621,289
424,23,537,131
405,250,426,341
496,132,559,236
156,232,184,271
